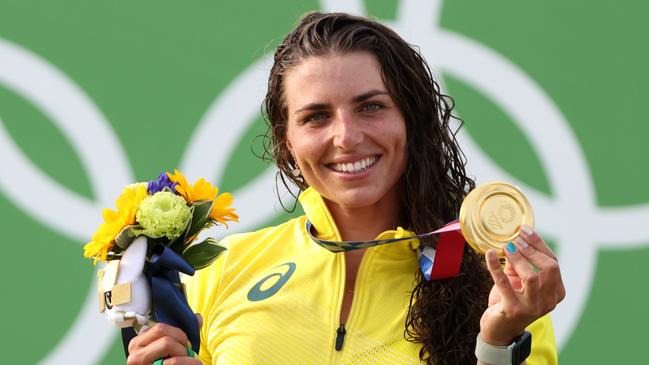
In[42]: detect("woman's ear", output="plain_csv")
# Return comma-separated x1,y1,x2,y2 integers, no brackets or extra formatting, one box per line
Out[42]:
284,140,296,165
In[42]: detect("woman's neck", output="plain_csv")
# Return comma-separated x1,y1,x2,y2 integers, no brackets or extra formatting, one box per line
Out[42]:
323,192,401,242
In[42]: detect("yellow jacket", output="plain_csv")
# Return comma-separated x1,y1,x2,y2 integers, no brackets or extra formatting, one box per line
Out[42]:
185,187,557,364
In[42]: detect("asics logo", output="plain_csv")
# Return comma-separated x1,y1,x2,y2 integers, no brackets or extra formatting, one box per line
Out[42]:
247,263,297,302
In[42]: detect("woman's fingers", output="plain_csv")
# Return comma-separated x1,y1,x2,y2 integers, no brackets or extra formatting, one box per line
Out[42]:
509,232,566,317
514,235,559,274
518,225,556,260
481,230,566,345
128,323,189,355
504,241,541,304
127,336,189,365
513,234,566,309
502,258,522,290
485,249,518,302
125,315,204,365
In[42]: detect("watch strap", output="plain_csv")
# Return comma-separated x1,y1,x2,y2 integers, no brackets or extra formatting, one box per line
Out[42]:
511,331,532,365
475,331,532,365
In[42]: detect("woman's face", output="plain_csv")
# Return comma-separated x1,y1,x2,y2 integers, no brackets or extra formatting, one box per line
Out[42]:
284,51,407,212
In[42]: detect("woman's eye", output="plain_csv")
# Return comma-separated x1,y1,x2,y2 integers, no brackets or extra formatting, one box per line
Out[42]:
361,103,383,112
305,112,328,123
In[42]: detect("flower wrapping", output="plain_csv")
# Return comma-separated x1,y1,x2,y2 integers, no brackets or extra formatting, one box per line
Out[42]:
84,170,238,354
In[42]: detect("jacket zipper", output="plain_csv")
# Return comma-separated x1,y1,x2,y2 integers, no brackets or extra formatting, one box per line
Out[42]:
335,324,346,351
330,249,373,363
329,254,345,364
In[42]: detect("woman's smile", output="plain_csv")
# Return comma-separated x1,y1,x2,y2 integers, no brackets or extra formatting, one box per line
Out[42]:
327,155,379,175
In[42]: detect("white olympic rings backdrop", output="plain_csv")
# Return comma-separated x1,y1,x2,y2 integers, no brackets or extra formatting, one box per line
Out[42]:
0,0,647,363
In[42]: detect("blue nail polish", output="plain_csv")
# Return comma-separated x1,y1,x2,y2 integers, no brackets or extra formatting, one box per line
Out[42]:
506,242,517,254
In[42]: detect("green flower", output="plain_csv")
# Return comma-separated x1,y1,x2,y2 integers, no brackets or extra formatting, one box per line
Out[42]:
136,191,191,240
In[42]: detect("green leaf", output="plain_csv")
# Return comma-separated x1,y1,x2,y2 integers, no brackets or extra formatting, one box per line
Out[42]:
167,200,213,253
185,200,213,240
114,224,141,249
182,237,227,270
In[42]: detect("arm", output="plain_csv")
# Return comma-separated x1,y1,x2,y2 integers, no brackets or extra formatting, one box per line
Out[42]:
477,226,565,365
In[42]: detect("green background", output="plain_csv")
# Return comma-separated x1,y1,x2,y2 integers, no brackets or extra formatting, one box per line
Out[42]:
0,1,647,363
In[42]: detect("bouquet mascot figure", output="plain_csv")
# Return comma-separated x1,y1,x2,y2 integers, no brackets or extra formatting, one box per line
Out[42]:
84,170,238,358
98,236,151,328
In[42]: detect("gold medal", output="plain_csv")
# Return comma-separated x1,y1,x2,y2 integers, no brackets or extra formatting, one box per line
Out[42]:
459,182,534,256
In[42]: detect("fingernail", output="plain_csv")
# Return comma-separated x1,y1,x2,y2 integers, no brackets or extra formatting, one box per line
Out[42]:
514,236,529,249
520,225,533,236
506,242,517,254
187,345,196,357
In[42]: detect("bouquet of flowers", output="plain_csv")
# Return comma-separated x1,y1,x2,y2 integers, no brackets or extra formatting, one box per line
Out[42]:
83,170,238,354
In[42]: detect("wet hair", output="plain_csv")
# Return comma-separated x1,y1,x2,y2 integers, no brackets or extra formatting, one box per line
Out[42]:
262,12,492,365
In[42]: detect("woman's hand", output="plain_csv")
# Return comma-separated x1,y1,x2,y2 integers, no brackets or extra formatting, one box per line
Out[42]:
480,225,566,346
126,315,203,365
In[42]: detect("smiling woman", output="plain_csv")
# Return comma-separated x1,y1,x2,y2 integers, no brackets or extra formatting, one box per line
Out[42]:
285,52,407,233
125,11,565,365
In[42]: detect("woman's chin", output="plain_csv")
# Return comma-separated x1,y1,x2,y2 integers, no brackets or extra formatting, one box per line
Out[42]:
321,187,398,212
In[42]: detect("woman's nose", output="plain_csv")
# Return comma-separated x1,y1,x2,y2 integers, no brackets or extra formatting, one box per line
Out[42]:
332,109,362,149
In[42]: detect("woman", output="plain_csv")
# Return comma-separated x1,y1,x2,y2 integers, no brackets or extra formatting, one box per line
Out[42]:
127,12,565,365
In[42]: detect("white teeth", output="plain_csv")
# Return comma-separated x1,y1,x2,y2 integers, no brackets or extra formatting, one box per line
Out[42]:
331,156,377,174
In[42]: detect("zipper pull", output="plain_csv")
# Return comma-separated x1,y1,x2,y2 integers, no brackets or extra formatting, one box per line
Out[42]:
335,324,346,351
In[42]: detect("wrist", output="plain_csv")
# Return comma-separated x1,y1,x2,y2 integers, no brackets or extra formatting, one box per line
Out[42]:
479,330,523,346
475,331,532,365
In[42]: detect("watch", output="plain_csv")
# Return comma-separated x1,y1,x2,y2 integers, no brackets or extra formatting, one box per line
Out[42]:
475,331,532,365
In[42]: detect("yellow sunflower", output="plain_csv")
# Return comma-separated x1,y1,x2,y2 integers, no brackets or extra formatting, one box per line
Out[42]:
211,191,239,224
83,183,148,264
167,169,238,224
167,170,216,202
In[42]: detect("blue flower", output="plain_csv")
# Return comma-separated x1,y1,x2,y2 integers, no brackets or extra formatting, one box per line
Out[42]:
148,172,178,195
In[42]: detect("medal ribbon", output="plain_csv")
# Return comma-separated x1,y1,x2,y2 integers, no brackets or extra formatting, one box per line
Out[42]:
306,220,465,280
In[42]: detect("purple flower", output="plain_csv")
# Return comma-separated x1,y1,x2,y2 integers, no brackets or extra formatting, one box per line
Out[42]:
148,172,178,195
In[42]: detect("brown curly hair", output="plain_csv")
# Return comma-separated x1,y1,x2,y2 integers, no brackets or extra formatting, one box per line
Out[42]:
262,12,492,365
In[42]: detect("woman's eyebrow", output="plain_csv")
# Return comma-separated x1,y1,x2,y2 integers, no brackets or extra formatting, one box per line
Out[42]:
352,90,389,103
294,102,330,115
294,90,388,115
